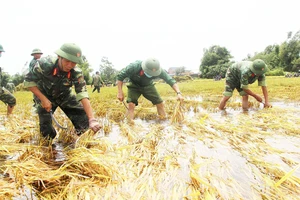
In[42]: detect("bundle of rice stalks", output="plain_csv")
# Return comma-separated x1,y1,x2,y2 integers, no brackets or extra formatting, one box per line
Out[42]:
75,129,98,149
63,147,115,186
5,156,66,192
171,101,185,123
0,178,19,199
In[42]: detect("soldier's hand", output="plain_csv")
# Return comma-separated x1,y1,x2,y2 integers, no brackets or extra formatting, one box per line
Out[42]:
117,91,124,102
177,93,184,102
41,99,52,112
264,102,272,108
89,118,101,133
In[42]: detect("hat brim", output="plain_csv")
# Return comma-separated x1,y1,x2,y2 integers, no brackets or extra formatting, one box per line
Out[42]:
142,60,161,76
55,49,83,64
31,53,43,56
250,63,269,75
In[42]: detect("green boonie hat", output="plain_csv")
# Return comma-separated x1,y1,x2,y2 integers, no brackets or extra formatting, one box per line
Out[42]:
0,44,5,52
31,48,43,56
54,43,83,64
250,59,268,75
142,57,161,76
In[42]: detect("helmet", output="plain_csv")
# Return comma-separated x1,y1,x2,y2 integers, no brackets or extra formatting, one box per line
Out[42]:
0,44,5,52
54,43,83,64
250,59,268,75
142,57,161,76
31,48,43,56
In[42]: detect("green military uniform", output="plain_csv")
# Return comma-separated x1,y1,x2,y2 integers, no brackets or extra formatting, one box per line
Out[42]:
92,73,102,93
0,66,16,108
117,60,176,105
29,58,39,71
6,82,15,93
24,56,89,139
224,61,266,97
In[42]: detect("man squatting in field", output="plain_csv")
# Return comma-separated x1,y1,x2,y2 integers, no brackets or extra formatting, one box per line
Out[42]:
24,43,101,139
116,57,184,121
0,44,16,116
219,59,272,111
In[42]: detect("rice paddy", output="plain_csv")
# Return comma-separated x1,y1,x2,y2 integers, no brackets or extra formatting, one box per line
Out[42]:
0,76,299,199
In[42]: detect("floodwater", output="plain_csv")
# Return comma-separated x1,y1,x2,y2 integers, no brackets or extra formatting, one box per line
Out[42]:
1,99,300,199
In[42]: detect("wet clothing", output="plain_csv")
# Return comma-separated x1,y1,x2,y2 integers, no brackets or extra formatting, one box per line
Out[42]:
92,74,101,93
0,69,16,107
223,61,266,97
0,87,16,107
117,60,176,105
6,82,15,93
24,56,89,139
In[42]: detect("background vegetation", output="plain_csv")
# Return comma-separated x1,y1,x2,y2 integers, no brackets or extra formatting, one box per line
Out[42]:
3,30,300,88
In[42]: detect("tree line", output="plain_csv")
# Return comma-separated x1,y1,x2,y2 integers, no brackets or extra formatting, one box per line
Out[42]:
4,29,300,88
200,30,300,78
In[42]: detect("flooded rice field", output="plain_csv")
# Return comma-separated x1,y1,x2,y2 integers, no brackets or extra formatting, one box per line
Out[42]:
0,77,300,199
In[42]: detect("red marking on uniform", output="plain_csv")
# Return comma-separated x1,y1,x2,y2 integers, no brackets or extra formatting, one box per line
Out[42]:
140,70,144,76
251,73,255,77
53,68,57,76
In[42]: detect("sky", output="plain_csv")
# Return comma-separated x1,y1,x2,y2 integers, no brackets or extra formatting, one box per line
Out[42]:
1,0,299,75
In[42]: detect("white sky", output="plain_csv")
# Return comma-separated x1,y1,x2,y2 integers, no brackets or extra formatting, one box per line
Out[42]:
1,0,299,75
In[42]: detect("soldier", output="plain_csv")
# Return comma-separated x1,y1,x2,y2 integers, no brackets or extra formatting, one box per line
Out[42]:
91,71,103,93
24,43,101,140
29,48,43,70
116,57,184,121
0,44,16,116
6,80,16,93
218,59,272,111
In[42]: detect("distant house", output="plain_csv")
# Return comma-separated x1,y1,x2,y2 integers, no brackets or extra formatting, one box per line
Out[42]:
168,67,178,76
168,67,199,76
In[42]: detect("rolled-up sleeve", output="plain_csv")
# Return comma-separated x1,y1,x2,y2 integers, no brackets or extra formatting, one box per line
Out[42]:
159,70,176,87
258,75,266,86
73,68,89,101
117,64,135,81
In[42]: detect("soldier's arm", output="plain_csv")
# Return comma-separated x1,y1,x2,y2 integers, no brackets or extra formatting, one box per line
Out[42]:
28,86,52,112
80,98,95,120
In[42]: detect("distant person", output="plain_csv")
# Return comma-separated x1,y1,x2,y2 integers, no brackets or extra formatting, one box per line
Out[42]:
0,44,5,57
116,57,184,121
218,59,272,111
0,44,16,116
24,43,101,140
29,48,43,70
91,71,102,93
6,80,16,93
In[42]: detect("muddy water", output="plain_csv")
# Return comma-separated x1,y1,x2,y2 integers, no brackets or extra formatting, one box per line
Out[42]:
98,100,300,199
5,99,298,199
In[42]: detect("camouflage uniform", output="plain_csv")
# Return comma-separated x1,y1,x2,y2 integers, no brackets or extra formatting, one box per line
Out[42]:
24,56,89,139
92,73,102,93
29,58,39,71
117,60,176,105
223,61,266,97
0,69,16,108
6,82,15,93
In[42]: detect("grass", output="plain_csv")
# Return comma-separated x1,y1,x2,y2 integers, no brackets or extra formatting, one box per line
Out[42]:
0,76,299,199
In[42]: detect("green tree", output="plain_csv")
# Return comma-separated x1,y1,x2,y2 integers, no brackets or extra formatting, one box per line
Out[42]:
77,55,93,84
279,30,300,72
251,44,281,70
99,57,118,84
11,73,25,87
200,45,233,78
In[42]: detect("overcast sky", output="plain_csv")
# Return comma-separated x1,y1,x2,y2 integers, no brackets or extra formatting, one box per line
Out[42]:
1,0,299,75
